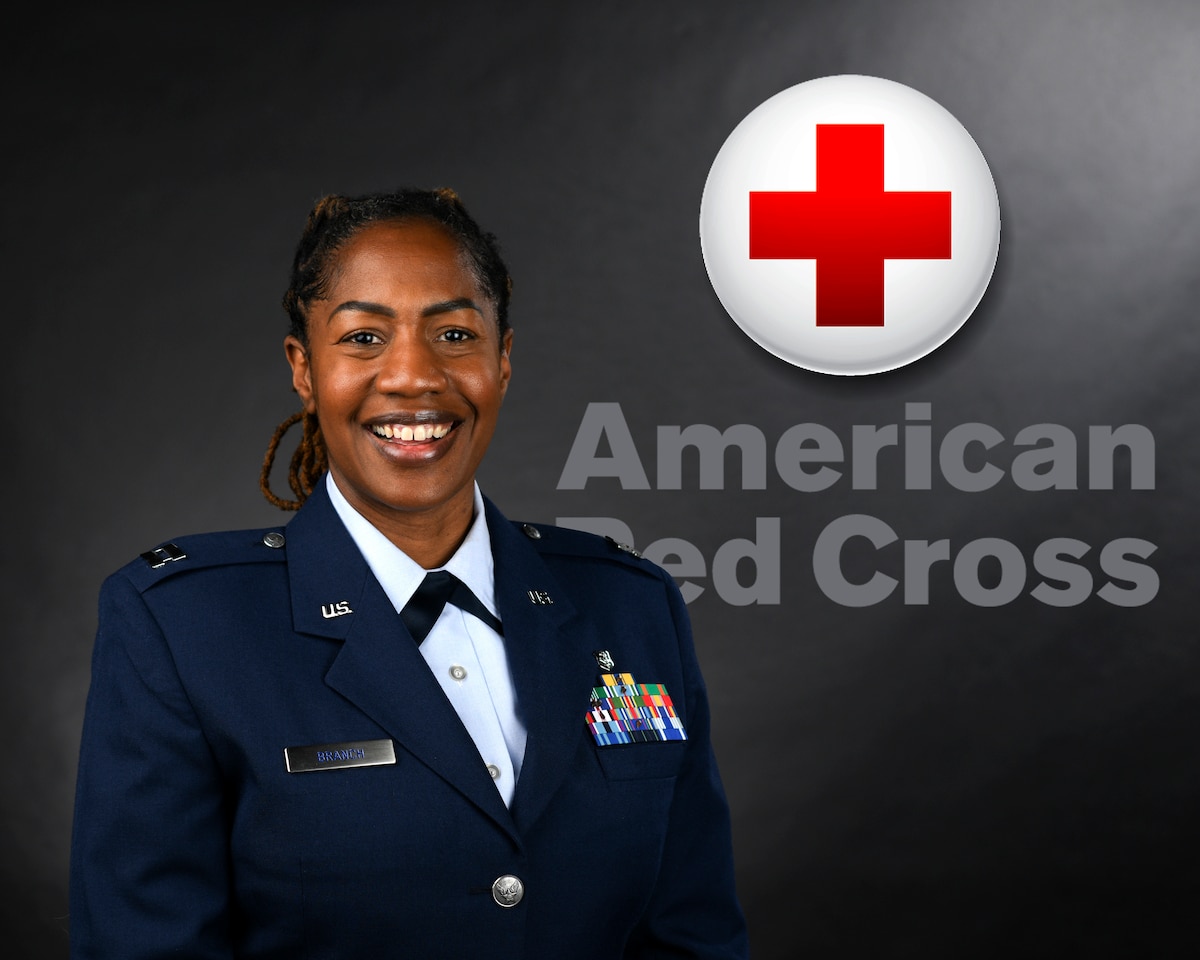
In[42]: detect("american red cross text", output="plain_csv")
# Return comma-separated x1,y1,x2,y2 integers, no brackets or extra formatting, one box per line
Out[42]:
749,124,951,326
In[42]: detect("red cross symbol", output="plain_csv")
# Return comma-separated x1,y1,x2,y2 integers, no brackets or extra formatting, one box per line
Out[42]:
749,124,951,326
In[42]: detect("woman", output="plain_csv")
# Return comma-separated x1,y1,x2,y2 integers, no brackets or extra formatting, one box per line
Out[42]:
70,189,748,958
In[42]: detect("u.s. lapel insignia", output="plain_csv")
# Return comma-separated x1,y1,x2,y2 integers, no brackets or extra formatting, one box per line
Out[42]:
320,600,353,619
527,589,553,605
585,656,686,746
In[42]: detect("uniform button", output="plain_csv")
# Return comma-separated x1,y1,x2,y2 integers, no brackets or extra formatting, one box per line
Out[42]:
449,664,467,681
521,523,541,540
262,531,286,549
486,763,501,780
491,874,524,908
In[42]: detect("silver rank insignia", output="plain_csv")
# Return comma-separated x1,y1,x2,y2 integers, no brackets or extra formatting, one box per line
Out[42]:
141,542,187,569
605,535,642,558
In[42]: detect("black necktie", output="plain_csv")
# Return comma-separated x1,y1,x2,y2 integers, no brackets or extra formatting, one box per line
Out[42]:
401,570,503,645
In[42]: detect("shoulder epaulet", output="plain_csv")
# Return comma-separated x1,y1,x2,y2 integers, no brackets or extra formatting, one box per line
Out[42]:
121,526,289,593
510,520,659,573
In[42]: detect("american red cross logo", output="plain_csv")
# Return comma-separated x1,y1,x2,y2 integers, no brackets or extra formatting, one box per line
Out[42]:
749,124,952,327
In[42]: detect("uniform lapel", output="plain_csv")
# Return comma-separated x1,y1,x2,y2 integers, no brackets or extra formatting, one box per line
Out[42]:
286,484,516,841
484,499,599,835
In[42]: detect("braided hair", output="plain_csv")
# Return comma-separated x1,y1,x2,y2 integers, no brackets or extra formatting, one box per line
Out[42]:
260,187,512,510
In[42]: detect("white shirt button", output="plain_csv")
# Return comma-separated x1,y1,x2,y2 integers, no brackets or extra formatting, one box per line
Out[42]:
487,763,501,780
449,664,467,681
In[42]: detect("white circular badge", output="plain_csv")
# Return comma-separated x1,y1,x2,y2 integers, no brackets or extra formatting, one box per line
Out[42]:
700,75,1000,375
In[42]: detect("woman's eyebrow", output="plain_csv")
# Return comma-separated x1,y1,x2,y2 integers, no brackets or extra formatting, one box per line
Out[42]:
421,297,484,317
326,298,483,321
329,300,395,319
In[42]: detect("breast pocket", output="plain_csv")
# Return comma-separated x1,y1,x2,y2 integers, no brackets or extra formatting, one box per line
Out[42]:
594,740,687,781
585,670,688,781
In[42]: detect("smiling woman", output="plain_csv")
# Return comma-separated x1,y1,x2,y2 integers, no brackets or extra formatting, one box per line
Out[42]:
69,188,748,960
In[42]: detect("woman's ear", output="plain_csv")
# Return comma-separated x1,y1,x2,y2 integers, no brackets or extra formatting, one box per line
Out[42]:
284,335,317,413
499,328,513,397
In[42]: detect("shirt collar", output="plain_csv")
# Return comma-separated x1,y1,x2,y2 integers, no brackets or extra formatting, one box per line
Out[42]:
324,473,497,619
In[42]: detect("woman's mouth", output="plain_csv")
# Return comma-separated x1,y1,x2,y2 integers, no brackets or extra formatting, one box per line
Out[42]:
370,422,454,442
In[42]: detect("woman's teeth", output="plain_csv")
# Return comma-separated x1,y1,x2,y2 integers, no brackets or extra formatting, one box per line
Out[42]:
371,423,452,442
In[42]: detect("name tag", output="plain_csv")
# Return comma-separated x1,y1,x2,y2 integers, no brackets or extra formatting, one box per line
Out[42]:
284,739,396,773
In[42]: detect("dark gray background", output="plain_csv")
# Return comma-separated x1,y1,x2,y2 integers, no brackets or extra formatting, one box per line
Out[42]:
6,1,1199,956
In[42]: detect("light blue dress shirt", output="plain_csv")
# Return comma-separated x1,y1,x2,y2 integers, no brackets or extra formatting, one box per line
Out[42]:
325,473,527,806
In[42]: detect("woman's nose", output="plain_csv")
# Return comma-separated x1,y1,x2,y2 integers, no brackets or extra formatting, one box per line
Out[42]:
376,333,449,395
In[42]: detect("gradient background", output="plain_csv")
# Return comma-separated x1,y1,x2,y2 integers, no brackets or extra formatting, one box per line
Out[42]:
6,1,1199,956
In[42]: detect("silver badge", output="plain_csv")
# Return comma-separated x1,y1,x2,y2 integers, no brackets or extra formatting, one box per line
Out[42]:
594,649,615,671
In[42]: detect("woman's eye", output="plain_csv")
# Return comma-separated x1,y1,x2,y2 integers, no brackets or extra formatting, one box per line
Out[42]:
343,331,381,346
439,328,474,343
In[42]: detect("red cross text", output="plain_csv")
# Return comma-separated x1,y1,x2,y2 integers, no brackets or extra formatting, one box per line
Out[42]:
749,124,951,327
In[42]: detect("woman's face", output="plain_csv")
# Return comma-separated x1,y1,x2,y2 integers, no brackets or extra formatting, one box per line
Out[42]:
285,218,512,529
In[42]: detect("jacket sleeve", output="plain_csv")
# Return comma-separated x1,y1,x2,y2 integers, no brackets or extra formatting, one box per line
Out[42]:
625,572,750,959
70,572,234,959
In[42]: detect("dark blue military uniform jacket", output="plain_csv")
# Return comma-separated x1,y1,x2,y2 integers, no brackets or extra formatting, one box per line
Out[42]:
70,482,748,958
